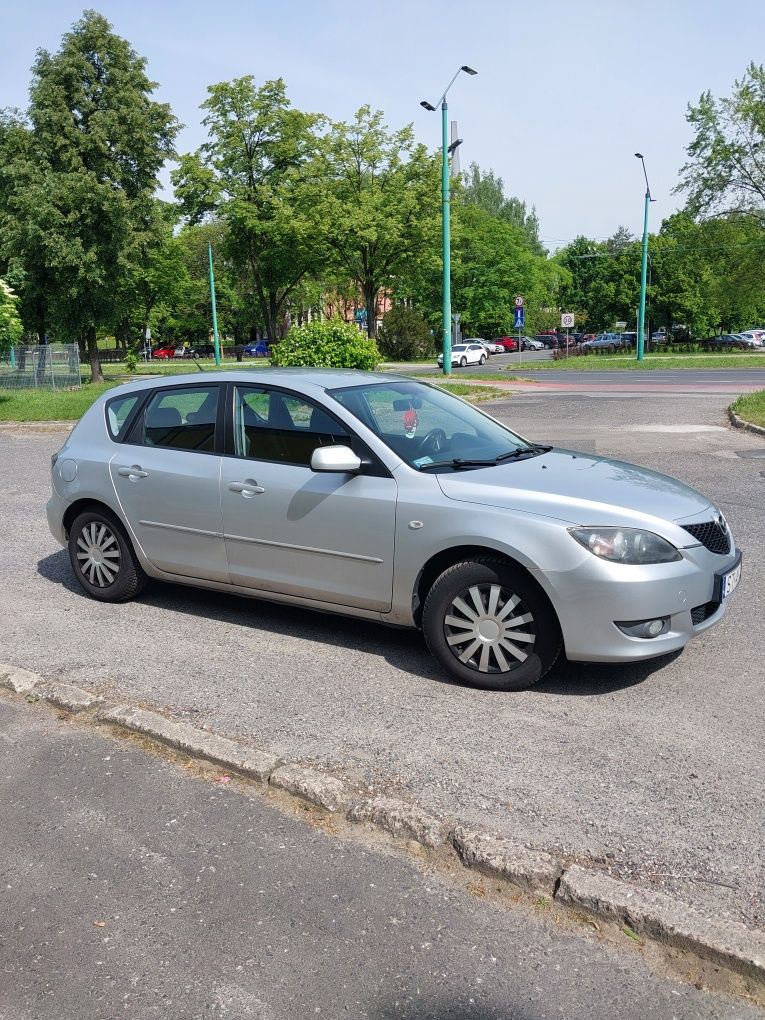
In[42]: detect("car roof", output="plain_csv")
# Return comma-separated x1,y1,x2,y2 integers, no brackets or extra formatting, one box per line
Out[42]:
100,367,407,399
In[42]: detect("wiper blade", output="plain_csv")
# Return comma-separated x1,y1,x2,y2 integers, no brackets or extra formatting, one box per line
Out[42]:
495,448,536,461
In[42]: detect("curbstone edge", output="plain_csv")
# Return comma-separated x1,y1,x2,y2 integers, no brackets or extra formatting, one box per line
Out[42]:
270,764,351,813
557,864,765,984
452,825,563,896
98,704,281,782
40,681,103,713
0,664,43,694
347,795,449,850
728,407,765,438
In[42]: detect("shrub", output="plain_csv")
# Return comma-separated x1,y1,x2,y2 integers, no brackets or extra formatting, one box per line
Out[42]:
377,306,434,361
270,319,379,371
124,350,138,373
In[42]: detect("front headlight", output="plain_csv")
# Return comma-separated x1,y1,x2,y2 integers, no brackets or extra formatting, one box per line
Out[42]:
569,527,681,564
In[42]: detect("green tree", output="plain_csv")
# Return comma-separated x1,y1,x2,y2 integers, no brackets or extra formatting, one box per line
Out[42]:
316,107,440,338
0,279,23,354
451,205,566,337
0,11,179,381
677,63,765,219
377,305,434,360
173,77,323,343
462,163,544,253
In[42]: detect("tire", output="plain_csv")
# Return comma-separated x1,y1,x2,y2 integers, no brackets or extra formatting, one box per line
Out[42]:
422,557,561,691
68,509,148,603
479,355,486,365
460,356,467,367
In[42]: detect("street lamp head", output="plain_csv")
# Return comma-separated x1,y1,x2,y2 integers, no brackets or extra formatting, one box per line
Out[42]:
420,100,436,112
634,152,643,159
461,65,478,75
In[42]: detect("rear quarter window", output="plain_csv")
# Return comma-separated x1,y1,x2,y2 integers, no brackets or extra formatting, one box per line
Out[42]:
105,394,140,441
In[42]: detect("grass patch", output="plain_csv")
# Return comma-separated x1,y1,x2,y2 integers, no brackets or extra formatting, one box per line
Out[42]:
0,382,118,421
430,381,510,402
730,389,765,427
518,353,765,371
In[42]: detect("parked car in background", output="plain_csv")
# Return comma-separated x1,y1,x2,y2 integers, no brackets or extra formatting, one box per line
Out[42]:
46,370,742,692
533,334,559,349
193,343,217,358
151,345,177,360
244,340,270,357
492,337,520,352
652,328,671,344
173,345,195,358
736,331,765,348
468,338,501,356
581,333,631,351
521,337,544,351
437,343,487,368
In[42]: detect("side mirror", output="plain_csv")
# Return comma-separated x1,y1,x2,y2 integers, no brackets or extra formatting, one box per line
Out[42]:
310,445,361,473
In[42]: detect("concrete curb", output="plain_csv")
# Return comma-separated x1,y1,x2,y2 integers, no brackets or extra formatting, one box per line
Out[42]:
728,407,765,437
1,660,762,993
558,866,765,984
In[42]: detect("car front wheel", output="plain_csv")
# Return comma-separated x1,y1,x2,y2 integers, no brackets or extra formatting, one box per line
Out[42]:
422,558,561,691
68,509,148,603
479,355,486,365
460,356,467,367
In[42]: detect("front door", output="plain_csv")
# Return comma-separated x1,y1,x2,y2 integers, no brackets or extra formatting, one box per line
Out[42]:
110,383,228,582
221,385,396,612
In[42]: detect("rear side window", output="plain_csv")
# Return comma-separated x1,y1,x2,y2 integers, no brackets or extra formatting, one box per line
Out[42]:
138,385,219,452
105,394,140,441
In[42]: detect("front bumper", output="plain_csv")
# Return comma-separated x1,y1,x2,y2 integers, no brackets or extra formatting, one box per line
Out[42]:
539,544,741,663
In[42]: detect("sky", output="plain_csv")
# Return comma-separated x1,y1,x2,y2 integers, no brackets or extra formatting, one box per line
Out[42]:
2,0,761,250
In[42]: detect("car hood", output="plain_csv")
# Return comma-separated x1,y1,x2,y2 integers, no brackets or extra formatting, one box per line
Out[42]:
436,448,711,526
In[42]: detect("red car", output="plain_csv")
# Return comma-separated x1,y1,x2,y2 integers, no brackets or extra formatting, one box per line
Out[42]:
492,336,519,352
151,345,177,360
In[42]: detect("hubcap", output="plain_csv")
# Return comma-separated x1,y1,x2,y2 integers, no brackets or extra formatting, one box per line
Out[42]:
444,583,536,674
76,522,121,588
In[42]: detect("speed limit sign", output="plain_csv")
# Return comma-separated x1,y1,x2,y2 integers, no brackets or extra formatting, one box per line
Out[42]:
514,295,524,308
561,312,575,328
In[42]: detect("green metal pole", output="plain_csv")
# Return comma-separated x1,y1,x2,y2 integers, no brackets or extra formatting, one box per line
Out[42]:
441,100,451,376
208,242,221,367
637,190,650,361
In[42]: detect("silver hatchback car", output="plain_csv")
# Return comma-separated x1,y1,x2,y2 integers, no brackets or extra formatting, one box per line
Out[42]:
47,370,741,691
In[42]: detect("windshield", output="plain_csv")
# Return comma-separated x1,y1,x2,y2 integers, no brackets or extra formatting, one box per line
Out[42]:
328,380,539,471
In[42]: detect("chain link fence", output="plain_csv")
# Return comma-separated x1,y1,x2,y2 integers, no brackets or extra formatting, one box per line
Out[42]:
0,344,82,390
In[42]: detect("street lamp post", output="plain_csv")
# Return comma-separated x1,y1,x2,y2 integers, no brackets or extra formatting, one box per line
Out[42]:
421,65,477,376
634,153,654,362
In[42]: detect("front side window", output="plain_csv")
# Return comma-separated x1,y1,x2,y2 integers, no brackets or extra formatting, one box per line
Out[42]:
139,385,219,452
234,386,350,466
329,381,538,471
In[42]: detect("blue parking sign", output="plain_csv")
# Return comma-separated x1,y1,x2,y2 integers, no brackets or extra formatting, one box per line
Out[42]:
514,307,525,329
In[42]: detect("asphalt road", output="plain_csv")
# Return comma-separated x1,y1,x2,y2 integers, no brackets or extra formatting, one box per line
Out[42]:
0,387,763,930
1,697,758,1020
410,356,765,392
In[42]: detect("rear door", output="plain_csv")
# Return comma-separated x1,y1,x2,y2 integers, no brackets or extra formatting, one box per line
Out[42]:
110,383,228,582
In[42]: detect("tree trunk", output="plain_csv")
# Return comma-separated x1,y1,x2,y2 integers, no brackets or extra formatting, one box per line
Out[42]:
364,280,378,338
87,325,104,384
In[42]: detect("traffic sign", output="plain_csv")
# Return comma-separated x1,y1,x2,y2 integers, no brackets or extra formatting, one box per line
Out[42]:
514,295,525,309
514,306,525,329
561,312,575,329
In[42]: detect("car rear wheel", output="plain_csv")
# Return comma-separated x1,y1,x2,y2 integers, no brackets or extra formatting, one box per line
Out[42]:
422,558,561,691
68,509,148,603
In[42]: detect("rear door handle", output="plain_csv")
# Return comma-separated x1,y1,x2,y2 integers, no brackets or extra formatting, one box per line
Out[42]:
228,479,265,496
117,465,148,479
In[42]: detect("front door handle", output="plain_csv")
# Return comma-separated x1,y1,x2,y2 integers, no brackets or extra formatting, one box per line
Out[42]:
228,479,265,496
117,465,148,479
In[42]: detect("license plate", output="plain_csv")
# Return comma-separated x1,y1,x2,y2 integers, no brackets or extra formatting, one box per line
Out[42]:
721,561,742,599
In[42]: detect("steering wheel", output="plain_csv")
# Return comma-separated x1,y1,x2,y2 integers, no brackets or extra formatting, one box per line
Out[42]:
418,427,447,457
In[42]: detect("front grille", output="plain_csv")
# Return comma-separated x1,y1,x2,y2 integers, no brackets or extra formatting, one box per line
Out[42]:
682,520,730,555
691,601,720,625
